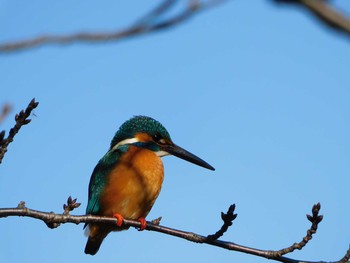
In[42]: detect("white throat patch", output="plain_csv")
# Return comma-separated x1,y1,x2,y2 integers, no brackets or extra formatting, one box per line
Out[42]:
155,150,170,157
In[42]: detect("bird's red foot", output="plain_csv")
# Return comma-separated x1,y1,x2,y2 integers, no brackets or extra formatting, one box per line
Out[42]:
138,218,147,231
113,213,124,227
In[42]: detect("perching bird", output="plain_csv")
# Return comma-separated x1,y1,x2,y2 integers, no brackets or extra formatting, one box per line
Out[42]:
84,116,214,255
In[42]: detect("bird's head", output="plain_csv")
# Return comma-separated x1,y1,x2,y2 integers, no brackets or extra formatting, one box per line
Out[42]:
110,116,214,171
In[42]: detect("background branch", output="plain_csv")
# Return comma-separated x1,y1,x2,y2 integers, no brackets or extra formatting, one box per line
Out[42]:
0,201,348,263
0,0,224,53
1,0,350,54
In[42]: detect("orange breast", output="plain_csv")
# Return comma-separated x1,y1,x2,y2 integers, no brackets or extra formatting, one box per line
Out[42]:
99,146,164,219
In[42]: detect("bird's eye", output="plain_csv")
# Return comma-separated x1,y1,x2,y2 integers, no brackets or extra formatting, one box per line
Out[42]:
152,134,161,142
152,134,166,144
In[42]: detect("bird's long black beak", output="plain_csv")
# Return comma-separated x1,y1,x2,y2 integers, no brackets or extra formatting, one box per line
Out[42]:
163,143,215,171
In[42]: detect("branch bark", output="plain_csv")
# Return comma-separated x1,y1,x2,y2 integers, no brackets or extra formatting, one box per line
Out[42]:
0,201,348,263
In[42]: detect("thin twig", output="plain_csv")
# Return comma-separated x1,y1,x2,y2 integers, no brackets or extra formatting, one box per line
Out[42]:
207,204,237,240
0,201,348,263
269,203,323,257
0,0,225,53
133,0,177,26
0,98,39,164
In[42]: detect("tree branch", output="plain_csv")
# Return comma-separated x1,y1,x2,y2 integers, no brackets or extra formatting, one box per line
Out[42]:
1,0,350,54
0,0,225,53
0,98,39,164
0,201,348,263
274,0,350,37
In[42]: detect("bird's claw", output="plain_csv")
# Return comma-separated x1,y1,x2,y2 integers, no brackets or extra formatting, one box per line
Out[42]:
113,213,124,227
138,218,147,231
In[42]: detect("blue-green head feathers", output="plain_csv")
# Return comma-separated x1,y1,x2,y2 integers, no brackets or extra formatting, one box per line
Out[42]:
110,116,171,149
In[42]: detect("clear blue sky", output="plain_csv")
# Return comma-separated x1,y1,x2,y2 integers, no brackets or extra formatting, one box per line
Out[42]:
0,1,349,263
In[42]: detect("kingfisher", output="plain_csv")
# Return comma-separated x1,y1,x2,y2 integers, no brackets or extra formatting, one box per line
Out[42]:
84,116,214,255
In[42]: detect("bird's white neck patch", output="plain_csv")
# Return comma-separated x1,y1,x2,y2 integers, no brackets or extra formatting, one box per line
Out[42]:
111,137,139,151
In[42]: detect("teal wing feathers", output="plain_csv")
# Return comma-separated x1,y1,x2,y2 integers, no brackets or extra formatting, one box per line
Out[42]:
85,150,121,217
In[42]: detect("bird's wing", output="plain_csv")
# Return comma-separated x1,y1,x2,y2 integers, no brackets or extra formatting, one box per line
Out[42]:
86,150,120,216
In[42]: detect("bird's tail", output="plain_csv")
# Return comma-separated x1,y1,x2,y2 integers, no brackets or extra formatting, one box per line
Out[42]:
85,237,104,255
84,224,108,255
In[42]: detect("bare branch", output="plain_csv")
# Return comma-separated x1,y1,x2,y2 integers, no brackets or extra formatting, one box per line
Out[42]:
274,0,350,36
0,98,39,164
0,0,225,53
0,201,348,263
1,0,350,54
207,203,237,240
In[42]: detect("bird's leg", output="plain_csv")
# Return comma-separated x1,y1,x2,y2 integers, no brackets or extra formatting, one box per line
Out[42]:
113,213,124,227
138,218,147,231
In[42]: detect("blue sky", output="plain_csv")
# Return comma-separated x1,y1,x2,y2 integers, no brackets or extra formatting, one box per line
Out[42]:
0,1,349,262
